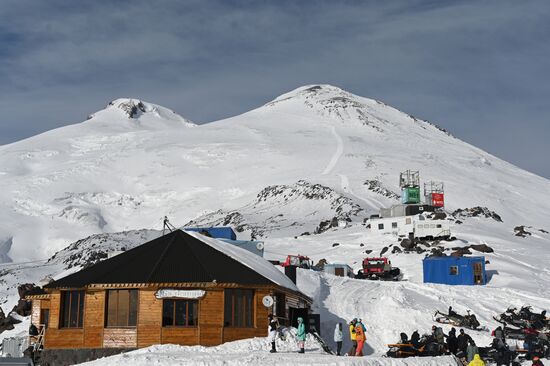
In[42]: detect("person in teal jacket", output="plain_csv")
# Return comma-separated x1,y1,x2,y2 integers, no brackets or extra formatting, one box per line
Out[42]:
297,317,306,353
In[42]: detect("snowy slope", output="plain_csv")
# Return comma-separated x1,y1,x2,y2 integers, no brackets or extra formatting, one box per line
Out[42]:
0,85,549,364
2,84,549,261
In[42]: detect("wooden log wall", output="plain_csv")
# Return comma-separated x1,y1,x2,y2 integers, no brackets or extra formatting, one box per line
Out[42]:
136,289,161,347
84,291,105,348
41,285,310,350
103,328,137,348
198,288,223,346
31,300,41,327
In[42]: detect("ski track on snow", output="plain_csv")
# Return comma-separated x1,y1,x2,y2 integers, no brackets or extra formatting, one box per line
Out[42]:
338,173,382,211
321,126,344,175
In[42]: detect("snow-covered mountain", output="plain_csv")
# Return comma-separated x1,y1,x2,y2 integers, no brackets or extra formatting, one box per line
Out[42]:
2,85,548,260
0,85,549,361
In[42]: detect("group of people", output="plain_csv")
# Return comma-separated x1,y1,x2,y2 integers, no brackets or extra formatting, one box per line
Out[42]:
267,314,306,354
331,318,367,356
267,315,545,364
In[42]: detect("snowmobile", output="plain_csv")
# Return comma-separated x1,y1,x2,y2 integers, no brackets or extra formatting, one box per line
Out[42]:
433,308,485,331
502,325,540,340
472,349,522,366
495,306,550,331
355,257,402,281
518,306,549,330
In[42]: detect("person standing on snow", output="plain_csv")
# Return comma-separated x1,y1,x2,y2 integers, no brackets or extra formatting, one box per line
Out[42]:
468,354,486,366
467,340,479,363
348,318,357,356
457,328,472,355
296,317,306,353
267,314,278,353
493,326,506,343
333,323,343,356
432,325,445,345
447,327,458,355
354,320,366,356
531,356,544,366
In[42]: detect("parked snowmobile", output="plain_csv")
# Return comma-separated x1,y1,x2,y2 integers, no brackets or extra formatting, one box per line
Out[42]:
477,346,520,366
433,307,485,331
495,306,550,331
502,325,540,340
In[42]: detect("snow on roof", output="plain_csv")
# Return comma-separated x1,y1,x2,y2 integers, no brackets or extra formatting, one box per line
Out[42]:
184,230,300,293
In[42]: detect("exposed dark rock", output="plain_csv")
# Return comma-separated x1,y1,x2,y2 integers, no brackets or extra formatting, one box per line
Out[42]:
430,248,446,257
380,247,389,256
469,244,494,253
392,246,402,254
452,207,502,222
363,180,400,200
315,258,327,270
315,218,339,234
300,232,311,236
539,229,549,234
359,243,365,247
431,212,447,220
514,225,531,237
400,238,415,251
451,247,472,257
455,220,463,225
365,249,373,254
332,243,340,247
109,99,147,118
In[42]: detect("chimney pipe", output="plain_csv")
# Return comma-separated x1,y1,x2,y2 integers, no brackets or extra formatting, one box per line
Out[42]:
285,265,297,284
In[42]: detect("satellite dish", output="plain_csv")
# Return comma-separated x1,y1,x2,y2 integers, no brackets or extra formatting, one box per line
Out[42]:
262,295,274,308
256,242,265,251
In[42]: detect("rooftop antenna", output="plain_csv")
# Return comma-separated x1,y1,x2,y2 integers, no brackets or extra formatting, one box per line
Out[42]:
162,216,177,235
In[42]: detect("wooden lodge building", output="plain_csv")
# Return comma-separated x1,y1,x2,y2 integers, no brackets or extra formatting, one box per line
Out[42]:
27,230,311,362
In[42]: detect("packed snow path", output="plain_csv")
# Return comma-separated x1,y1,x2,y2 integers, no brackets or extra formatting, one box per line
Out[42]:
322,126,344,175
80,339,461,366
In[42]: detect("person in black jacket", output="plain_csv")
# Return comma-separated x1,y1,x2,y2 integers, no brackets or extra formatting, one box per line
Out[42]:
447,327,458,355
457,329,472,354
494,326,506,342
410,330,420,348
492,338,512,366
267,315,278,353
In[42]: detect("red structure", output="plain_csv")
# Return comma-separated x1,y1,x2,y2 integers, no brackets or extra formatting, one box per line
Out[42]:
424,181,445,208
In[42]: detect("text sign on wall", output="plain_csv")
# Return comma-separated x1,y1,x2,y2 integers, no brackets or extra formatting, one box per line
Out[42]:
155,289,206,299
431,193,445,207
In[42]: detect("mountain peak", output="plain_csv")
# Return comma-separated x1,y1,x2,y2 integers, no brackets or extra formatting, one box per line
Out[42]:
87,98,195,128
268,84,353,105
108,98,150,118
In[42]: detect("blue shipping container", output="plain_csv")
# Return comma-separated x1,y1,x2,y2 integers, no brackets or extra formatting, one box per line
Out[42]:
185,227,237,241
423,256,486,285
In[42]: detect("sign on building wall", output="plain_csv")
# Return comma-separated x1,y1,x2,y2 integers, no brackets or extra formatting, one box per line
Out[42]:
155,289,206,299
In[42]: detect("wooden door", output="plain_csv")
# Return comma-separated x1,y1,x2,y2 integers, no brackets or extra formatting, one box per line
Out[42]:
334,267,345,277
473,262,483,284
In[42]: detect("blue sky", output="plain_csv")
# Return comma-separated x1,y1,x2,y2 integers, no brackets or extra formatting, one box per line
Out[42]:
1,0,549,178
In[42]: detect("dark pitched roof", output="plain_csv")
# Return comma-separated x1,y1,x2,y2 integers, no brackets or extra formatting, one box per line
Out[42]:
45,230,293,290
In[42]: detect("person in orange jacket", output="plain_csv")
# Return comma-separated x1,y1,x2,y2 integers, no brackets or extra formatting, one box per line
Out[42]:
354,320,366,356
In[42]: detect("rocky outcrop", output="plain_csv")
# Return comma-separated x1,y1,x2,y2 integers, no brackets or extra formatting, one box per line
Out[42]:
452,207,503,222
363,180,400,200
514,226,532,237
185,180,365,239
